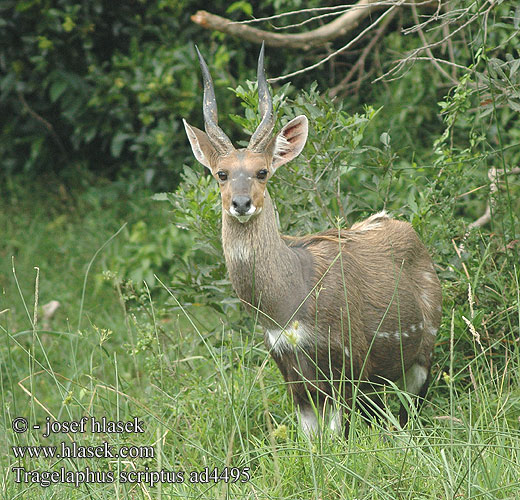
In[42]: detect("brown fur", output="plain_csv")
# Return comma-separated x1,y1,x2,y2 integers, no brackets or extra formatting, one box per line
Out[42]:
222,189,441,433
184,81,441,434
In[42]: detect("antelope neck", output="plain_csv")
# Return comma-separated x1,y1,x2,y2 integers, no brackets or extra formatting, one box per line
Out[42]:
222,190,311,326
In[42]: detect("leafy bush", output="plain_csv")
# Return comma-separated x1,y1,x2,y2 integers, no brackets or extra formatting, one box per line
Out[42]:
161,56,519,384
0,1,253,188
162,83,418,330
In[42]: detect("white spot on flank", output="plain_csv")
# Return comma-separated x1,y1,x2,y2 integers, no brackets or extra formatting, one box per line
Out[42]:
376,330,408,340
344,347,350,358
402,364,428,395
427,326,438,337
420,290,434,309
423,272,436,283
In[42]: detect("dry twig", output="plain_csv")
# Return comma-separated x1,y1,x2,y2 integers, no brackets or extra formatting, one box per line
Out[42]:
467,166,520,231
375,1,496,83
270,4,402,83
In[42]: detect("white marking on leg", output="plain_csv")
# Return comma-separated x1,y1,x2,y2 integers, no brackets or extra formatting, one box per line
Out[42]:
299,407,318,437
328,407,342,433
402,364,428,395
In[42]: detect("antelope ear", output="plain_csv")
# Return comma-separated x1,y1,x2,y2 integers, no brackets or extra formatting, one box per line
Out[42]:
183,119,216,170
268,115,308,172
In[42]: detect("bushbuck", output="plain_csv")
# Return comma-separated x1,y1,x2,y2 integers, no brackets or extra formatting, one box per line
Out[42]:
183,44,442,436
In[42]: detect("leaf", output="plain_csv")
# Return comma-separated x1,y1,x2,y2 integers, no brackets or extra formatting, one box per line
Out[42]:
110,132,131,157
152,193,169,201
380,132,391,148
507,99,520,113
0,72,16,98
226,1,253,17
49,79,67,103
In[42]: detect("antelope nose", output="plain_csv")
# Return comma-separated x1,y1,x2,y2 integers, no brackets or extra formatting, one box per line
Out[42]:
232,196,252,215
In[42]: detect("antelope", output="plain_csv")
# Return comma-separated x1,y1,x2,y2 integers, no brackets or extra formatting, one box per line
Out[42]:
183,44,442,436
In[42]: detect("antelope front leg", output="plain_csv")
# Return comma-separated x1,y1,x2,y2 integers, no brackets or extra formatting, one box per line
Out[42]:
298,404,319,437
298,395,345,437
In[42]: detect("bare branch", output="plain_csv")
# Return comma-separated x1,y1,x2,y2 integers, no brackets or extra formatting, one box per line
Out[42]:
375,1,495,83
233,4,373,25
397,56,467,70
410,1,459,85
269,4,401,83
271,9,350,31
191,0,390,50
329,9,397,97
459,166,520,253
17,90,67,154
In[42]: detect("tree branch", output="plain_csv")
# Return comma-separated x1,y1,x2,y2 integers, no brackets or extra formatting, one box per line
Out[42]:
467,166,520,230
458,165,520,252
329,8,397,97
17,90,67,154
191,0,388,50
269,4,400,83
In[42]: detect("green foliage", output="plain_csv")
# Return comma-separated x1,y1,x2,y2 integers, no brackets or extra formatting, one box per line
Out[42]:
105,219,191,287
159,167,240,318
164,84,391,329
1,1,520,497
401,43,520,385
0,0,249,188
167,31,519,396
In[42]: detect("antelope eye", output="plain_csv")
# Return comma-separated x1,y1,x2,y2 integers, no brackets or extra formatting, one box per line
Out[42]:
217,171,228,181
257,169,268,180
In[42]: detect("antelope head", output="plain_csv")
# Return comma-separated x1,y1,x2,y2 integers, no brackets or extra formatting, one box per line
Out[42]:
183,44,308,223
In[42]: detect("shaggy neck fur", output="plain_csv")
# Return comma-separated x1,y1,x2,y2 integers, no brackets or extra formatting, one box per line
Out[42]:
222,190,313,328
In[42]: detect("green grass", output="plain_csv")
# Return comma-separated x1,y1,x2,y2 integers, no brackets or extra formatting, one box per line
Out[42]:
1,180,519,500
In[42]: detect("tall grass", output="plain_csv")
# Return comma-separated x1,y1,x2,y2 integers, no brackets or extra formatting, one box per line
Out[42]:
1,178,519,499
2,17,520,494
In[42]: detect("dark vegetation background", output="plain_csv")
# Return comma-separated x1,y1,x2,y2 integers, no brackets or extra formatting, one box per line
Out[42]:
1,0,460,188
1,0,519,498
